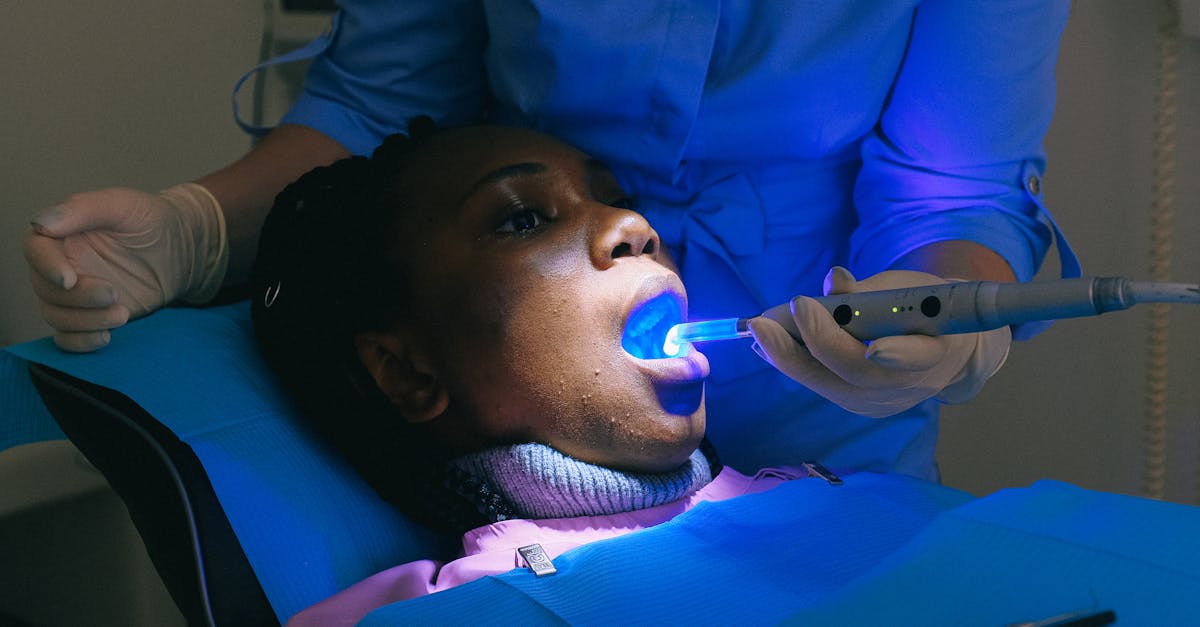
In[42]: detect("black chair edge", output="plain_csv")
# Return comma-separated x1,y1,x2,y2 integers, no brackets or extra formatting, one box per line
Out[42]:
26,363,279,627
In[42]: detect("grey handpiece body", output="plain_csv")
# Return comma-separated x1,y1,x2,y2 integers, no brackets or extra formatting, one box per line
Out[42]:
757,277,1133,343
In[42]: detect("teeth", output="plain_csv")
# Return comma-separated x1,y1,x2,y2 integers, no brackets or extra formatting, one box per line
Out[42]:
622,293,683,360
633,306,663,337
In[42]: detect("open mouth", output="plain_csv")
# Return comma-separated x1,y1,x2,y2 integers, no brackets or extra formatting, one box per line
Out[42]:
622,292,685,360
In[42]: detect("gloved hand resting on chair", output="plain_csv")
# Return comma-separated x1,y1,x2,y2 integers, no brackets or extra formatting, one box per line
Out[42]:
23,184,229,352
748,266,1012,418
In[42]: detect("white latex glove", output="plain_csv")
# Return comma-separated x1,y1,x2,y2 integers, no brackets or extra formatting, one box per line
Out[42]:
748,266,1011,418
23,183,228,352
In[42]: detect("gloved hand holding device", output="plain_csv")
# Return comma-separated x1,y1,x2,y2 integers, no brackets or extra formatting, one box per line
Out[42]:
23,184,229,352
748,266,1012,418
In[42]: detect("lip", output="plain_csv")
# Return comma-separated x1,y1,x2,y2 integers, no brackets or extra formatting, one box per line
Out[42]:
622,274,711,383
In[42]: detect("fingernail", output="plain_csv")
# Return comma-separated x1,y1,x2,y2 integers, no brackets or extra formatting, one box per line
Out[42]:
822,268,836,295
794,296,823,328
865,344,896,366
824,266,855,295
30,207,64,233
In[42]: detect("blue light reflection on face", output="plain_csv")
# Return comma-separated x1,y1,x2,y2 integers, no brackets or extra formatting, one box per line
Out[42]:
621,293,684,360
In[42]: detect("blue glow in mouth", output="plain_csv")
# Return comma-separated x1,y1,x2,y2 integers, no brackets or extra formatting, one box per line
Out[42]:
622,293,685,360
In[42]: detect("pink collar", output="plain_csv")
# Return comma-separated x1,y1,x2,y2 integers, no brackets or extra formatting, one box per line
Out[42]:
461,466,808,558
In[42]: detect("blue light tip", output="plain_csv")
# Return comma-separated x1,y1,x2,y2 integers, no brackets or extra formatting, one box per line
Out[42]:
662,325,684,357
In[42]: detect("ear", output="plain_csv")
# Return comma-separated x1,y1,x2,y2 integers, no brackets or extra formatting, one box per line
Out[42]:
354,330,449,423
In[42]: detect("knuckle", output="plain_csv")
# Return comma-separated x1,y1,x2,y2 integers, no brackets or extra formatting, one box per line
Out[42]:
29,276,55,302
40,303,66,330
56,331,107,353
109,306,131,327
21,232,36,259
61,191,93,208
21,233,51,265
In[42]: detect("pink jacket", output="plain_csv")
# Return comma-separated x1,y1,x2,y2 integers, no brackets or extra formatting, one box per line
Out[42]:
287,466,809,626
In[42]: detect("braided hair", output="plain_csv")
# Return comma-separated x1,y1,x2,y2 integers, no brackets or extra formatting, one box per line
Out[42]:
250,117,508,534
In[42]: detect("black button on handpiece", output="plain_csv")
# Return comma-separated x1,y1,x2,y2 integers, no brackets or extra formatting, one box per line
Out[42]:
832,304,854,325
920,296,941,318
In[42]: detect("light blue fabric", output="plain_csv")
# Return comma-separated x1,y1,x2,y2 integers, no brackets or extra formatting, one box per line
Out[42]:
0,349,63,452
9,307,1197,625
360,474,1200,626
3,303,449,624
784,480,1200,625
272,0,1076,478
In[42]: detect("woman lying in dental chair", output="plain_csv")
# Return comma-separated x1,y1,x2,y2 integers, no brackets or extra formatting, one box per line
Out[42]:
248,119,1200,626
251,118,827,623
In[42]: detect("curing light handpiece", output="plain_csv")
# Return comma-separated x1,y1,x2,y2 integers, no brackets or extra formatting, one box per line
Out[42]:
663,277,1200,356
663,318,752,356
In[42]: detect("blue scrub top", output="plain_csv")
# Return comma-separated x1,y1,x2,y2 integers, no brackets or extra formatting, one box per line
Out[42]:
276,0,1071,478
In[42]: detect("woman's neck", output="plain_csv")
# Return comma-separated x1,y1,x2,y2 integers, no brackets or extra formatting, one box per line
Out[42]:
450,442,716,521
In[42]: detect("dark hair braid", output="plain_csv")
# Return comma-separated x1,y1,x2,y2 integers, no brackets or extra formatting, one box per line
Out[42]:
250,118,500,536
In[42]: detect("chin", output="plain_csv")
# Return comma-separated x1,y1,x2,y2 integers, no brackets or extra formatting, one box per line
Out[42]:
639,422,706,473
641,446,703,473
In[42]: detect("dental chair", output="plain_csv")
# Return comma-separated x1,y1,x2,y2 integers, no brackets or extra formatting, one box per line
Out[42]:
5,302,449,626
6,301,1200,626
26,365,274,626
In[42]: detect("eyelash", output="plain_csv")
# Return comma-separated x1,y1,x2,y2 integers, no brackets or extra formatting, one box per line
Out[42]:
491,195,634,236
495,205,550,235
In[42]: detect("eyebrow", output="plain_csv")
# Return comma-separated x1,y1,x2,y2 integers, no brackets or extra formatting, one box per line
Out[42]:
466,162,548,198
470,158,611,191
459,158,615,212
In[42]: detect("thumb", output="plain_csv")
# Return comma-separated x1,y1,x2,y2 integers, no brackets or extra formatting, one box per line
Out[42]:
30,189,142,237
24,229,78,290
864,334,948,371
748,316,824,380
748,316,800,368
822,266,859,296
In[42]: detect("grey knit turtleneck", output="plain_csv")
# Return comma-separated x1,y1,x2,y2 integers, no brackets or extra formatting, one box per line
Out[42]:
450,443,713,520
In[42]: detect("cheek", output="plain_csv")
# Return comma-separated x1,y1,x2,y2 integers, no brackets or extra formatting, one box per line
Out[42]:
423,238,634,438
501,284,596,389
498,296,628,442
487,248,598,366
437,275,591,425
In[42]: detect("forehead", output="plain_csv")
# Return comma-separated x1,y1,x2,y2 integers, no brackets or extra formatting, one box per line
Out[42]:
417,126,587,178
392,125,603,228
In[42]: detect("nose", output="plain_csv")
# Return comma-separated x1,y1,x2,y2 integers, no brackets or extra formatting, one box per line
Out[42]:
591,208,661,269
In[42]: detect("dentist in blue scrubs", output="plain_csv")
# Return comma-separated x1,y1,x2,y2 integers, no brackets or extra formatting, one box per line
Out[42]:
24,1,1075,480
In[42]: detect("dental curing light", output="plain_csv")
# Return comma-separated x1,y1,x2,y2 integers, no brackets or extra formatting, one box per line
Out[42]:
662,318,751,357
663,277,1200,355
